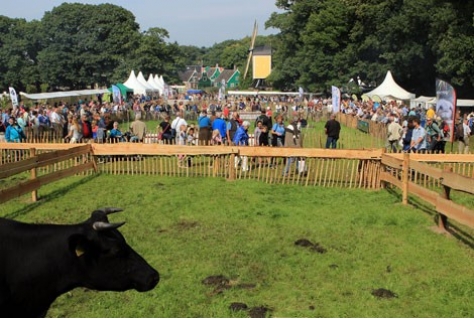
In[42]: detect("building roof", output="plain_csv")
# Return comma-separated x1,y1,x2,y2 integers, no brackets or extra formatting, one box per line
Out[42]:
216,69,238,83
253,45,272,56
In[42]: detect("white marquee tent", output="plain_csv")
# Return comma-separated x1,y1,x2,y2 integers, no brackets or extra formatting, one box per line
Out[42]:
124,70,152,95
147,74,161,93
366,70,415,101
137,71,158,93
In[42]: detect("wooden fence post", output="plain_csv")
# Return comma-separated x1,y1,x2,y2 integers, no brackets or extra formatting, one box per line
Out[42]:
402,152,409,205
30,148,38,202
228,153,236,181
438,166,452,231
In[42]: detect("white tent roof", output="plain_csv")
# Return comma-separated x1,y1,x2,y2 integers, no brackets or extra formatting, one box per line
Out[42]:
154,74,165,96
366,70,415,101
137,71,158,92
124,70,152,95
147,74,161,92
20,89,108,100
427,97,474,107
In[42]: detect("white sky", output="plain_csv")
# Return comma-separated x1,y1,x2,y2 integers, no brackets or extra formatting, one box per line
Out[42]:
2,0,282,47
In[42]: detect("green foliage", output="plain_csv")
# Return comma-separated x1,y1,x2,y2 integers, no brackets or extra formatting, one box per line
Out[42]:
2,176,474,317
268,0,474,96
37,3,141,89
2,1,474,96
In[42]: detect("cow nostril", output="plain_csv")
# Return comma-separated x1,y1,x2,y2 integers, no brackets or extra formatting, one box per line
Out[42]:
150,272,160,287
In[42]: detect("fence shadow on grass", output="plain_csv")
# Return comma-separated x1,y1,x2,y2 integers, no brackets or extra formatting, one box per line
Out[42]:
3,174,98,220
402,191,474,250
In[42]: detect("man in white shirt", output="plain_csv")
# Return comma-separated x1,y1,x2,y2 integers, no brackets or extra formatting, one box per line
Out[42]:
170,110,187,144
49,105,64,138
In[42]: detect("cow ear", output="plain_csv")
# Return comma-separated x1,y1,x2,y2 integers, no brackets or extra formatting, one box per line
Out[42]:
68,234,89,258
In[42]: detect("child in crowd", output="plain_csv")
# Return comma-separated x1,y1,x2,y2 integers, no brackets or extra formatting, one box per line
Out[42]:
187,126,197,146
91,120,98,141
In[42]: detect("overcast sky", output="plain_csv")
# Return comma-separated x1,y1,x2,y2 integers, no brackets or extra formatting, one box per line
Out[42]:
2,0,282,47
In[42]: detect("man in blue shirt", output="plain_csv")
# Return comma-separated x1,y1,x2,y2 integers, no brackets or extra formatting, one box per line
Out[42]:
211,112,227,145
410,117,427,152
198,110,211,145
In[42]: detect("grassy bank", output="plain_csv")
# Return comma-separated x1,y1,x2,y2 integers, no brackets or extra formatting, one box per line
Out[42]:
2,175,474,317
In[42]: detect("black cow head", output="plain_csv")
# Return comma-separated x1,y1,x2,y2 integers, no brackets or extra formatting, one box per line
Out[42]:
69,207,159,292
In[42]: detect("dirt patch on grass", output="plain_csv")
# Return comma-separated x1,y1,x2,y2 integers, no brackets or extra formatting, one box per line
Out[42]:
295,238,327,253
202,275,256,296
202,275,230,286
174,220,199,231
248,306,271,318
371,288,398,299
229,302,248,311
229,303,271,318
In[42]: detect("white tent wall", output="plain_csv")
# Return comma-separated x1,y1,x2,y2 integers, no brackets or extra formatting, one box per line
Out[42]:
367,70,415,101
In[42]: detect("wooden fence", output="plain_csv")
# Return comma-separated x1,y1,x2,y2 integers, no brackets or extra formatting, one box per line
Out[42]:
1,142,473,232
380,152,474,232
0,144,96,204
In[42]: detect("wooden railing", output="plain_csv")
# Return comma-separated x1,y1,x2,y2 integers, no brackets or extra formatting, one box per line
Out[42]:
0,144,96,204
380,152,474,231
2,142,473,232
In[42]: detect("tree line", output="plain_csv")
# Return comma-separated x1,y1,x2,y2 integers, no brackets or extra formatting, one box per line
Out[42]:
1,1,473,98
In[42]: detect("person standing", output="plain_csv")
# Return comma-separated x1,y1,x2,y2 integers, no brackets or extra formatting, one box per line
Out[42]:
271,115,285,147
129,113,147,143
386,117,403,153
171,110,187,144
211,112,228,145
458,118,471,154
425,117,443,153
64,117,82,144
324,114,341,149
410,117,427,153
282,116,303,176
198,110,211,145
232,121,250,171
5,117,24,143
158,115,173,144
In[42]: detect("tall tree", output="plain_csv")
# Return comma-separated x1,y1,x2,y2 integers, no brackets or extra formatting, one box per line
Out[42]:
37,3,140,89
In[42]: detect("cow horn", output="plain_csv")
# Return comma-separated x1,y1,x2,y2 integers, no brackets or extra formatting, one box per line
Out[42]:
100,207,123,215
93,221,126,231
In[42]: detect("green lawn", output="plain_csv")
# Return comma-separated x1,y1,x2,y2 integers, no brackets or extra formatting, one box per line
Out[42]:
2,175,474,317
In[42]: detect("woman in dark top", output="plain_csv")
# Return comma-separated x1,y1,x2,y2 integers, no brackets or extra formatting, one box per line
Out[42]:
158,115,173,144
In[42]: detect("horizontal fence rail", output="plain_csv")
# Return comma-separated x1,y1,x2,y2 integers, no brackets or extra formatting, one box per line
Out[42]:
381,153,474,231
1,142,473,233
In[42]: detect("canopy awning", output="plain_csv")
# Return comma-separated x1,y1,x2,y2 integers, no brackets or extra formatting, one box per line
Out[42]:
20,89,109,100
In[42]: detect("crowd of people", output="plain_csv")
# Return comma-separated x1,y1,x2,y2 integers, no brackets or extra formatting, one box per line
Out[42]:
1,93,472,159
337,98,473,154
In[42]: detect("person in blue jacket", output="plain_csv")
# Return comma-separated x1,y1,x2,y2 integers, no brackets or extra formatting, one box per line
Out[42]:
232,121,250,171
5,117,24,142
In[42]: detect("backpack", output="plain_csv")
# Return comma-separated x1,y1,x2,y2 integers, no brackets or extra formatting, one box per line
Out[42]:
228,119,238,140
455,122,464,140
441,121,450,139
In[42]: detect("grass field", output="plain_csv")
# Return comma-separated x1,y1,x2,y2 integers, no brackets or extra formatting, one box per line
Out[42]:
2,175,474,317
